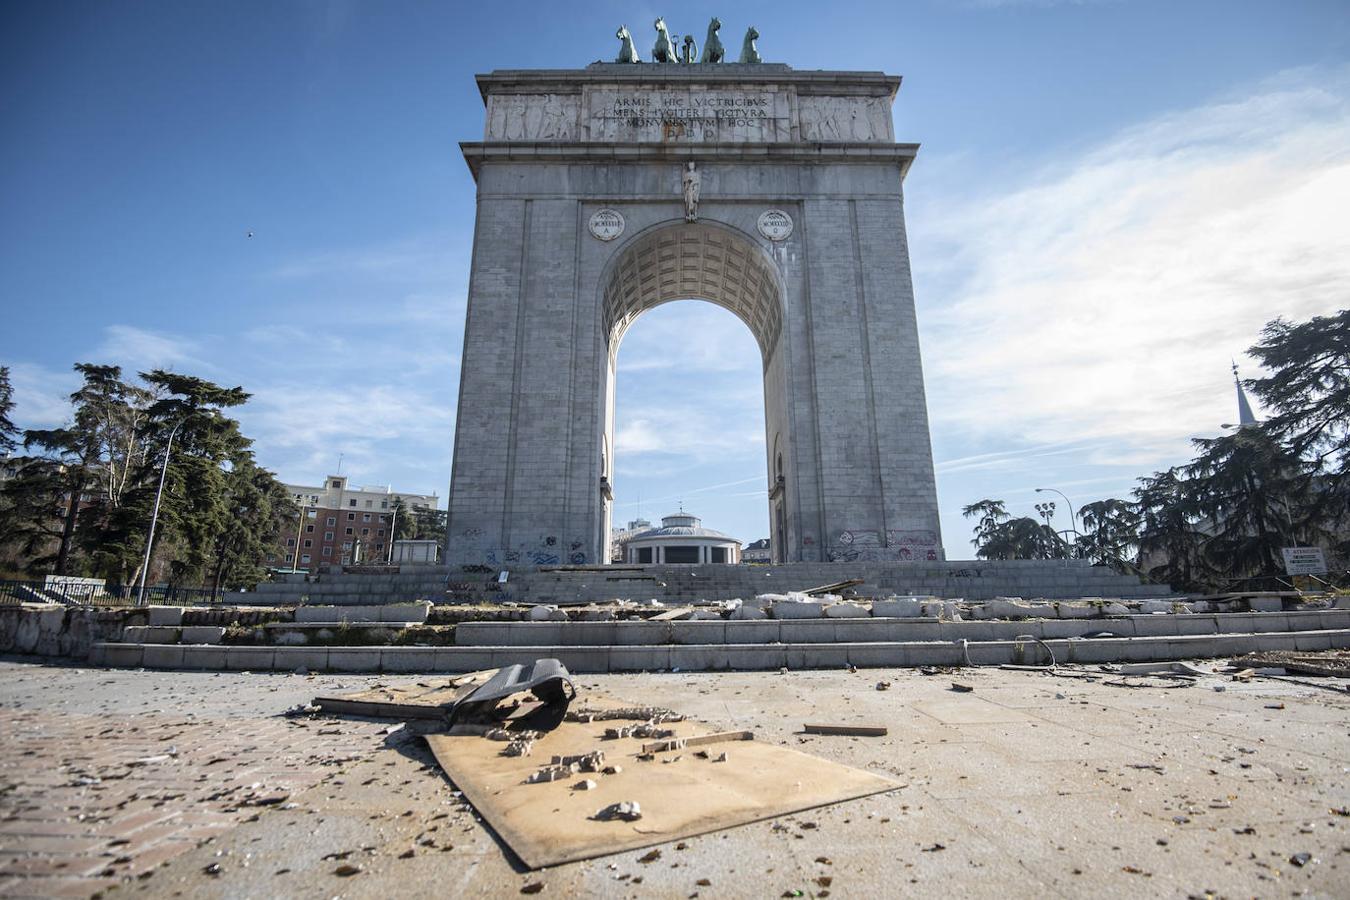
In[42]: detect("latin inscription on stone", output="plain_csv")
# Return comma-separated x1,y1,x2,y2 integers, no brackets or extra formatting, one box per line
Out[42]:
588,88,791,142
757,209,793,241
588,208,626,241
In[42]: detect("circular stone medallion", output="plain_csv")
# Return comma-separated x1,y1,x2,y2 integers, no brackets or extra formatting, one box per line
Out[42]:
588,208,625,241
757,209,794,241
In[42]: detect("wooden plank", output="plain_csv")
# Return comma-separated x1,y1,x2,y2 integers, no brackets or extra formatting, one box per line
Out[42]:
425,694,899,869
641,730,754,754
803,724,888,737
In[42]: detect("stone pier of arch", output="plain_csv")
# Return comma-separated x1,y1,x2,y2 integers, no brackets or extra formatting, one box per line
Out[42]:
446,63,942,568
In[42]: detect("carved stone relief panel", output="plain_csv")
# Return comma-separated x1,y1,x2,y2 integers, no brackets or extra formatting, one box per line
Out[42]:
484,93,582,141
797,96,894,142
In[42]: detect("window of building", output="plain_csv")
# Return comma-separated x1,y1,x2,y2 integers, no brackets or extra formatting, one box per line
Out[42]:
343,542,352,551
345,527,353,535
381,501,388,509
349,499,357,507
365,499,373,508
325,531,333,541
379,514,387,522
286,538,296,547
266,554,276,563
637,547,653,563
326,516,336,526
377,529,385,537
301,554,311,564
341,556,351,564
361,528,369,536
322,547,331,557
306,509,317,519
665,546,700,564
347,512,355,521
303,539,312,548
362,513,371,522
711,547,727,563
331,480,342,489
305,524,314,533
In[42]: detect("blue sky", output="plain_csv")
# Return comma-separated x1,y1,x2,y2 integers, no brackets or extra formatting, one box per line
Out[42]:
2,1,1348,555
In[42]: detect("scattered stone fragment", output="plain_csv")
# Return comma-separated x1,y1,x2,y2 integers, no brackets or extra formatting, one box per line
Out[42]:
594,801,643,822
602,764,622,775
714,752,728,763
638,849,661,863
203,863,222,876
1264,702,1285,710
334,863,363,876
527,764,577,784
566,707,683,723
921,843,945,852
1289,852,1312,867
503,738,535,757
398,849,415,859
949,683,974,693
875,681,891,691
574,779,598,791
520,882,545,894
552,751,605,772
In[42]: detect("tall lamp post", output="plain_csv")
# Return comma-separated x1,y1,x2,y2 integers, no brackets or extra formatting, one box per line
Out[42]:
136,419,183,607
1034,487,1081,536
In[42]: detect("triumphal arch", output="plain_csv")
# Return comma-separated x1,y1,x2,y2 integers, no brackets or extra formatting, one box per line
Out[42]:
446,27,942,566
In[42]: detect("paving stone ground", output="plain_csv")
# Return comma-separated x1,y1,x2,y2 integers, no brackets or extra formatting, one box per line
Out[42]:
0,656,1348,898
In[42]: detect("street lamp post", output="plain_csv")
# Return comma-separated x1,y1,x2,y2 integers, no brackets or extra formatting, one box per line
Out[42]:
1035,487,1081,536
136,420,183,607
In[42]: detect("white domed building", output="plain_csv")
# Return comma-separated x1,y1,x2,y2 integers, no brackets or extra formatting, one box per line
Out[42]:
622,512,742,565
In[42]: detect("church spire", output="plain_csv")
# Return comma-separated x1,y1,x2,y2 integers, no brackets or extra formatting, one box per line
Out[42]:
1232,360,1257,427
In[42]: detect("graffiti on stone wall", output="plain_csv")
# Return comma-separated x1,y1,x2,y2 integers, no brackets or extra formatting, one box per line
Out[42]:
827,529,940,562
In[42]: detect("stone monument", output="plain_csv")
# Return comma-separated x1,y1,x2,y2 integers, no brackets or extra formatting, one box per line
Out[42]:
446,25,942,566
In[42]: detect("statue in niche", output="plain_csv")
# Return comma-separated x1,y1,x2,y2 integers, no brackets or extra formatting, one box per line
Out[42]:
652,17,677,63
700,17,725,63
615,25,641,63
739,26,761,63
681,34,698,64
682,162,701,222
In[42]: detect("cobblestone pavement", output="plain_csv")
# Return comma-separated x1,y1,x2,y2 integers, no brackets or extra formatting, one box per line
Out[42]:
0,661,390,898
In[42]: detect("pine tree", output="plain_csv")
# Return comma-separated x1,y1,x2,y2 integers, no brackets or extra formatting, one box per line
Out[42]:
1076,498,1141,573
0,366,18,455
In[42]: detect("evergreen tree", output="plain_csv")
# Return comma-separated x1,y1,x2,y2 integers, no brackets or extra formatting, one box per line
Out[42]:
1184,426,1318,581
1246,309,1350,471
961,499,1010,551
0,366,17,455
1134,468,1208,591
1076,498,1141,573
208,453,295,596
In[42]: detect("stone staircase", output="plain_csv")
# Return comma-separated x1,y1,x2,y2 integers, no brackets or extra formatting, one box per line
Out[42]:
244,559,1177,607
84,597,1350,674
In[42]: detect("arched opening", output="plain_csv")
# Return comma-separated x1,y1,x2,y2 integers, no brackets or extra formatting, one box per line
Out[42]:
598,221,790,564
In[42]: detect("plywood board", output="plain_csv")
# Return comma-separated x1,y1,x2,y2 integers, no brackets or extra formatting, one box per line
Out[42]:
425,695,900,869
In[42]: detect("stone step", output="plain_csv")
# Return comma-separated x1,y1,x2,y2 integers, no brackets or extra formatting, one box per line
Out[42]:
454,610,1348,647
89,628,1350,673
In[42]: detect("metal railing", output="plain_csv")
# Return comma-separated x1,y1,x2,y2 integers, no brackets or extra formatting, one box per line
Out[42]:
0,579,232,607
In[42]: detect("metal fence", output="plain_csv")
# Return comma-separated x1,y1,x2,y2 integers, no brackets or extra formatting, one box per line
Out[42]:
0,579,228,607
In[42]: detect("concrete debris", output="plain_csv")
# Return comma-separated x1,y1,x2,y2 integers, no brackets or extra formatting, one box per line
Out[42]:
602,764,622,775
594,800,643,822
574,779,598,791
714,752,728,762
642,730,754,754
875,681,892,691
527,764,578,784
949,682,974,693
550,751,605,772
503,738,535,757
566,707,684,724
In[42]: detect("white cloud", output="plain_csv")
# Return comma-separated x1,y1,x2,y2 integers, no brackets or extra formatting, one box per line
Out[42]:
918,66,1350,459
4,362,79,431
96,324,206,372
